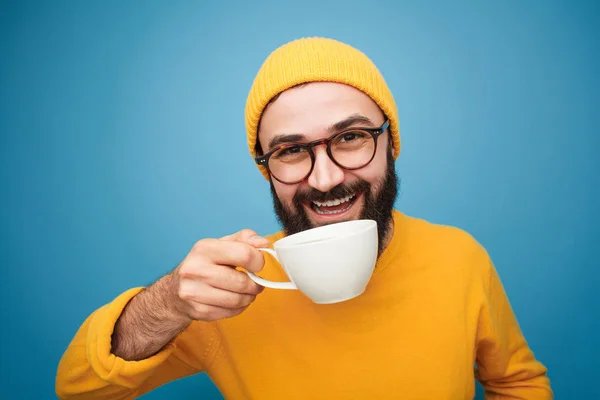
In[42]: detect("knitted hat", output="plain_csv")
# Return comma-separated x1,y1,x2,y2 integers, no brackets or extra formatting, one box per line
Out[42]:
245,37,400,179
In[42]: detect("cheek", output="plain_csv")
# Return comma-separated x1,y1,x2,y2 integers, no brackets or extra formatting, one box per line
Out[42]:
272,181,298,206
351,149,388,186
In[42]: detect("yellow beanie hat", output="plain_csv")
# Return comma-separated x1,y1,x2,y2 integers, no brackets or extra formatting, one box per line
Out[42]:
245,37,400,179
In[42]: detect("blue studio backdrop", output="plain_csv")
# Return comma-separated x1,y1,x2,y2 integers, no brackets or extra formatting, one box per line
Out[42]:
1,1,598,399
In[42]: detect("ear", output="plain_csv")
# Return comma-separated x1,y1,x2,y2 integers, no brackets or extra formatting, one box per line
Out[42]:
387,139,394,160
255,140,263,157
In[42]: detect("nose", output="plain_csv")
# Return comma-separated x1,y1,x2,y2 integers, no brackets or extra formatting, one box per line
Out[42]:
307,146,345,192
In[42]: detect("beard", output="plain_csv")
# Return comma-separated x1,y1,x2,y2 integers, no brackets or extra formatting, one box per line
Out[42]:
270,149,399,256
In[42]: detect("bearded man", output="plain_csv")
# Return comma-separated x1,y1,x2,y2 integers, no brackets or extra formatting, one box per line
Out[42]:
56,37,552,400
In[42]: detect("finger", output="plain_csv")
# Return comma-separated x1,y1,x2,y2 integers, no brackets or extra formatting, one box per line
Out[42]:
186,302,249,322
220,228,258,242
179,257,264,295
193,240,266,273
220,229,271,248
206,263,265,294
179,280,258,309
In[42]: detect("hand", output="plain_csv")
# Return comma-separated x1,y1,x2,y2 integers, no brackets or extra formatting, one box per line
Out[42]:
172,229,271,322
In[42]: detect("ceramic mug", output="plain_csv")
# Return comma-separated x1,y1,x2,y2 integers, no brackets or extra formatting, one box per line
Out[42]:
246,219,378,304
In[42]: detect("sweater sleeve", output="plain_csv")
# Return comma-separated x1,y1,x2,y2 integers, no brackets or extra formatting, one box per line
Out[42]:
56,288,221,400
475,259,553,399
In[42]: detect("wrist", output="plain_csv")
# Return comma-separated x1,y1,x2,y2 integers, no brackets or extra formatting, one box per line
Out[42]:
155,273,192,328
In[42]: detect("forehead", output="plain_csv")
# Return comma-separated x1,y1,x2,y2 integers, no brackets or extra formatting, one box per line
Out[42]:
258,82,384,144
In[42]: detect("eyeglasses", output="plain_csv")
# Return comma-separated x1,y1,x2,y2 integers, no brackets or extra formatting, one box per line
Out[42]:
255,120,390,184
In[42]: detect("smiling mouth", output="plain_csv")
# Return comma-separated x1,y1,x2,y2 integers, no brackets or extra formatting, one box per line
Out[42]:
309,193,358,215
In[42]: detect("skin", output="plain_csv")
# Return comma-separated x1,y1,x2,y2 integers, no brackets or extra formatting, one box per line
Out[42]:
111,82,394,361
258,82,394,247
112,229,269,360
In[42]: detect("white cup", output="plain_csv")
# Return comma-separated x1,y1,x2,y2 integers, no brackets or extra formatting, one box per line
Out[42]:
246,219,378,304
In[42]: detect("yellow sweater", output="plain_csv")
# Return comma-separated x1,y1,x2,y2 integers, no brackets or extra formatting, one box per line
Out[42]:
56,211,552,399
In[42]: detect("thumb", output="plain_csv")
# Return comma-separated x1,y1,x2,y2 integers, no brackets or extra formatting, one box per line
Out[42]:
221,229,271,248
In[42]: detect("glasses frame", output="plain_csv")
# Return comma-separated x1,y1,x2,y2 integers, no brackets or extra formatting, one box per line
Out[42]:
255,120,390,185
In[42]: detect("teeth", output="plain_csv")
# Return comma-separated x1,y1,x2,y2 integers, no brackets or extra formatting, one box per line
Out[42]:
312,194,355,208
314,199,354,215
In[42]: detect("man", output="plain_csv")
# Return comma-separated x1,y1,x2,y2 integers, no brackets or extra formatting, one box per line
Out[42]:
56,37,552,399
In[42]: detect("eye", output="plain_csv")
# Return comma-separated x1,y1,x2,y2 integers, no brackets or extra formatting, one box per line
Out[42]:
339,131,367,143
279,146,303,156
273,145,309,161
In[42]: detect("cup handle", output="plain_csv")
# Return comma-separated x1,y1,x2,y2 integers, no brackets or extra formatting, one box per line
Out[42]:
245,248,297,290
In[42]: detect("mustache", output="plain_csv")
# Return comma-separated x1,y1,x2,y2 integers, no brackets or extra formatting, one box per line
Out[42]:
293,180,371,204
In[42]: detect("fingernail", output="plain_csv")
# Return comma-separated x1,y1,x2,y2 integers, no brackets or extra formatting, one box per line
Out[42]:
250,235,267,244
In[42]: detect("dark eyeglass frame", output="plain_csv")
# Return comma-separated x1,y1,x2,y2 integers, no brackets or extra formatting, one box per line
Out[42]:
255,120,390,184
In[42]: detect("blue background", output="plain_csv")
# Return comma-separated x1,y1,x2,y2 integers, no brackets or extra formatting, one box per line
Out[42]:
1,0,598,398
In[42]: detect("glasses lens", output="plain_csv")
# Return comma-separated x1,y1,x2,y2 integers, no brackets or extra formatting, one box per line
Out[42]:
330,130,375,168
268,144,312,183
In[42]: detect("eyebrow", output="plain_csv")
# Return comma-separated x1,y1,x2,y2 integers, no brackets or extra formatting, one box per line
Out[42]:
267,114,377,151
